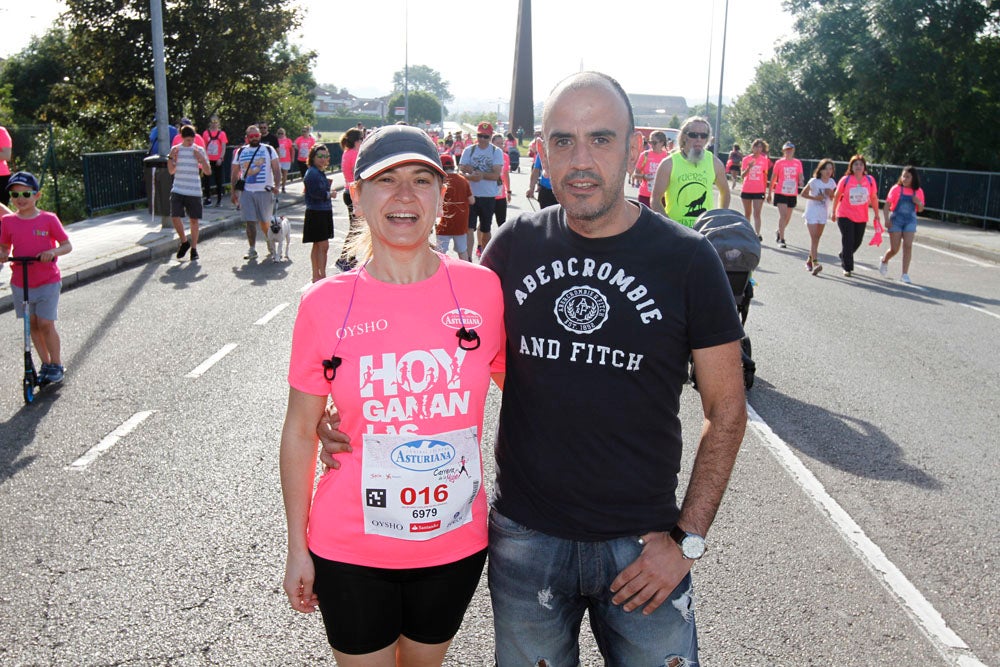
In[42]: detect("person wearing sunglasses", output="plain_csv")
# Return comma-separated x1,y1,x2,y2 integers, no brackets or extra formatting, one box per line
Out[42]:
650,116,731,227
230,125,282,260
0,171,73,384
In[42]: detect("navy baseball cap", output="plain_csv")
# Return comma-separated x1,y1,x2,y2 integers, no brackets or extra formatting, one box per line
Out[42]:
6,171,40,192
355,125,446,181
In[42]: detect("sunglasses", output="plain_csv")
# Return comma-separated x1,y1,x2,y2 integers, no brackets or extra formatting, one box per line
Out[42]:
246,134,261,139
686,132,710,140
9,191,37,199
477,134,490,139
315,153,330,158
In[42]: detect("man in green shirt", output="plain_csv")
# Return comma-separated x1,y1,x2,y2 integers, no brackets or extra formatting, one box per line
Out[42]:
650,116,730,227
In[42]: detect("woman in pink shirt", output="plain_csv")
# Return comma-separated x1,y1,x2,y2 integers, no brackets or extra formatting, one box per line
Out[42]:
334,128,364,272
878,166,925,283
740,139,771,239
631,130,669,207
276,128,295,192
281,125,504,665
768,142,804,247
831,154,882,277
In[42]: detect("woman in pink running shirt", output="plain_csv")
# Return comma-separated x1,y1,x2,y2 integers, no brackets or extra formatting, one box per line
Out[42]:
831,154,882,277
631,130,669,207
740,138,771,239
276,128,294,193
281,125,504,665
768,141,804,247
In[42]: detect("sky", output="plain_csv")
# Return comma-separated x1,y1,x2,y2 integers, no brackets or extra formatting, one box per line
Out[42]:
3,0,799,112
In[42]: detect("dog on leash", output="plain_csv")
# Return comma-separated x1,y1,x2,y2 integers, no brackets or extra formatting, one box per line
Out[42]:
267,215,291,262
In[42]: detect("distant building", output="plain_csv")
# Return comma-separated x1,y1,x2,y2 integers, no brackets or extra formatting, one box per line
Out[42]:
628,93,688,128
312,88,388,119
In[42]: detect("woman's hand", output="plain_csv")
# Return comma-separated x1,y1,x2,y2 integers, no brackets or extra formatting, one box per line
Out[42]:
283,548,319,614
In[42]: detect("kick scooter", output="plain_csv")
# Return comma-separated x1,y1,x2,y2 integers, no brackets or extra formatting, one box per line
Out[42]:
9,255,47,404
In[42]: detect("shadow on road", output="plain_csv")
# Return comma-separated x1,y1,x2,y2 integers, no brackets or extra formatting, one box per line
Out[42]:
159,260,208,289
749,378,941,490
0,388,58,486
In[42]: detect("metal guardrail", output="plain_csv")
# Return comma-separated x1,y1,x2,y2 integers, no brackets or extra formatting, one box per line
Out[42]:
81,143,343,217
799,159,1000,230
81,150,147,216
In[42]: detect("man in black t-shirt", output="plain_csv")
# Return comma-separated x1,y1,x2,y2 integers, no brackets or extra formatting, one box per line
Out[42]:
481,72,746,666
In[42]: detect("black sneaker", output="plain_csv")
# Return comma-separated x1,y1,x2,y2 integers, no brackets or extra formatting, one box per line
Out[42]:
190,248,199,261
203,197,212,206
176,240,190,259
779,238,787,248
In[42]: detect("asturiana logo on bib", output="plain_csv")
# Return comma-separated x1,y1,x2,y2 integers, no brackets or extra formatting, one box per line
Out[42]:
392,439,456,471
441,308,484,330
554,285,609,334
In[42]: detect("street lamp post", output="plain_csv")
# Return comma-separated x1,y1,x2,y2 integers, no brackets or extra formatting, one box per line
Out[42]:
404,0,409,124
715,0,729,151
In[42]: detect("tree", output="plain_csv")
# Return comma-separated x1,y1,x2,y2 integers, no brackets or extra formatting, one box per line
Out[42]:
779,0,1000,169
386,90,442,125
729,58,849,159
392,65,451,102
33,0,316,148
0,28,72,125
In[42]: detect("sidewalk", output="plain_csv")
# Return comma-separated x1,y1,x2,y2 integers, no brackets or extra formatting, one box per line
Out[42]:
0,174,345,314
2,173,997,314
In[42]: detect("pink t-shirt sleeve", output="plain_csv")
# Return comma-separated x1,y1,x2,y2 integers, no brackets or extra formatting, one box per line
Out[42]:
886,184,901,209
0,126,11,176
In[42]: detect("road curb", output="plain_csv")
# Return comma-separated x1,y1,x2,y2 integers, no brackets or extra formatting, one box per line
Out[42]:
913,232,1000,265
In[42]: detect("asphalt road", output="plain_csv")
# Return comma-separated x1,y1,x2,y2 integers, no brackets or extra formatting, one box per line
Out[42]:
0,170,996,666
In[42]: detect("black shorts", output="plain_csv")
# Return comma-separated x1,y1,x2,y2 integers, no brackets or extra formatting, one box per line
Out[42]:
469,196,497,233
537,185,558,209
311,548,487,655
740,192,765,201
773,194,797,208
303,208,334,243
170,193,203,219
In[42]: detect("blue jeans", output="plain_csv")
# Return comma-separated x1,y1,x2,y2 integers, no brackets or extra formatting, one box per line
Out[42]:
488,509,699,667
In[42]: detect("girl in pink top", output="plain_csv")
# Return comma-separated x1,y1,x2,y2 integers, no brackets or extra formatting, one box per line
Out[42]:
276,128,294,192
281,125,505,664
293,127,316,178
632,130,669,207
878,166,925,283
831,154,882,276
740,139,771,238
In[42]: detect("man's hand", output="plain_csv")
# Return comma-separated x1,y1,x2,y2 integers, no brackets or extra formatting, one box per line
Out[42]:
610,531,692,615
317,404,352,469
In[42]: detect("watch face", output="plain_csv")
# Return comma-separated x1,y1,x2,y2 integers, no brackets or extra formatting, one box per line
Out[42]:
681,534,706,559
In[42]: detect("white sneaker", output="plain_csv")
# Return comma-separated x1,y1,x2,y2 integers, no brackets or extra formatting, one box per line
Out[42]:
879,260,888,277
901,273,912,284
244,247,258,260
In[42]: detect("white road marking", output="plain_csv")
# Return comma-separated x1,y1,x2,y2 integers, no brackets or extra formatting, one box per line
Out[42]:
960,303,1000,321
746,404,986,667
255,302,289,326
915,242,993,267
185,343,238,378
67,411,156,470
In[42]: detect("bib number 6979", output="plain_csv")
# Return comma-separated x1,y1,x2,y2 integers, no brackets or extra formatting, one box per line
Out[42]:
400,484,449,505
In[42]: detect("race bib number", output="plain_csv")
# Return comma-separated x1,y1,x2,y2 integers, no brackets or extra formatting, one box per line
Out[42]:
298,144,310,160
279,145,288,159
361,427,481,541
749,165,762,181
208,140,220,155
849,185,869,205
781,178,797,195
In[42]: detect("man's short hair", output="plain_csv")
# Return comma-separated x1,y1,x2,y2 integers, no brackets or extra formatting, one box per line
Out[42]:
542,71,635,137
180,125,196,138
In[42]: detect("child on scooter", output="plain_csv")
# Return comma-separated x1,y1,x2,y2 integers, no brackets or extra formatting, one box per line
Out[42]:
0,172,73,383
